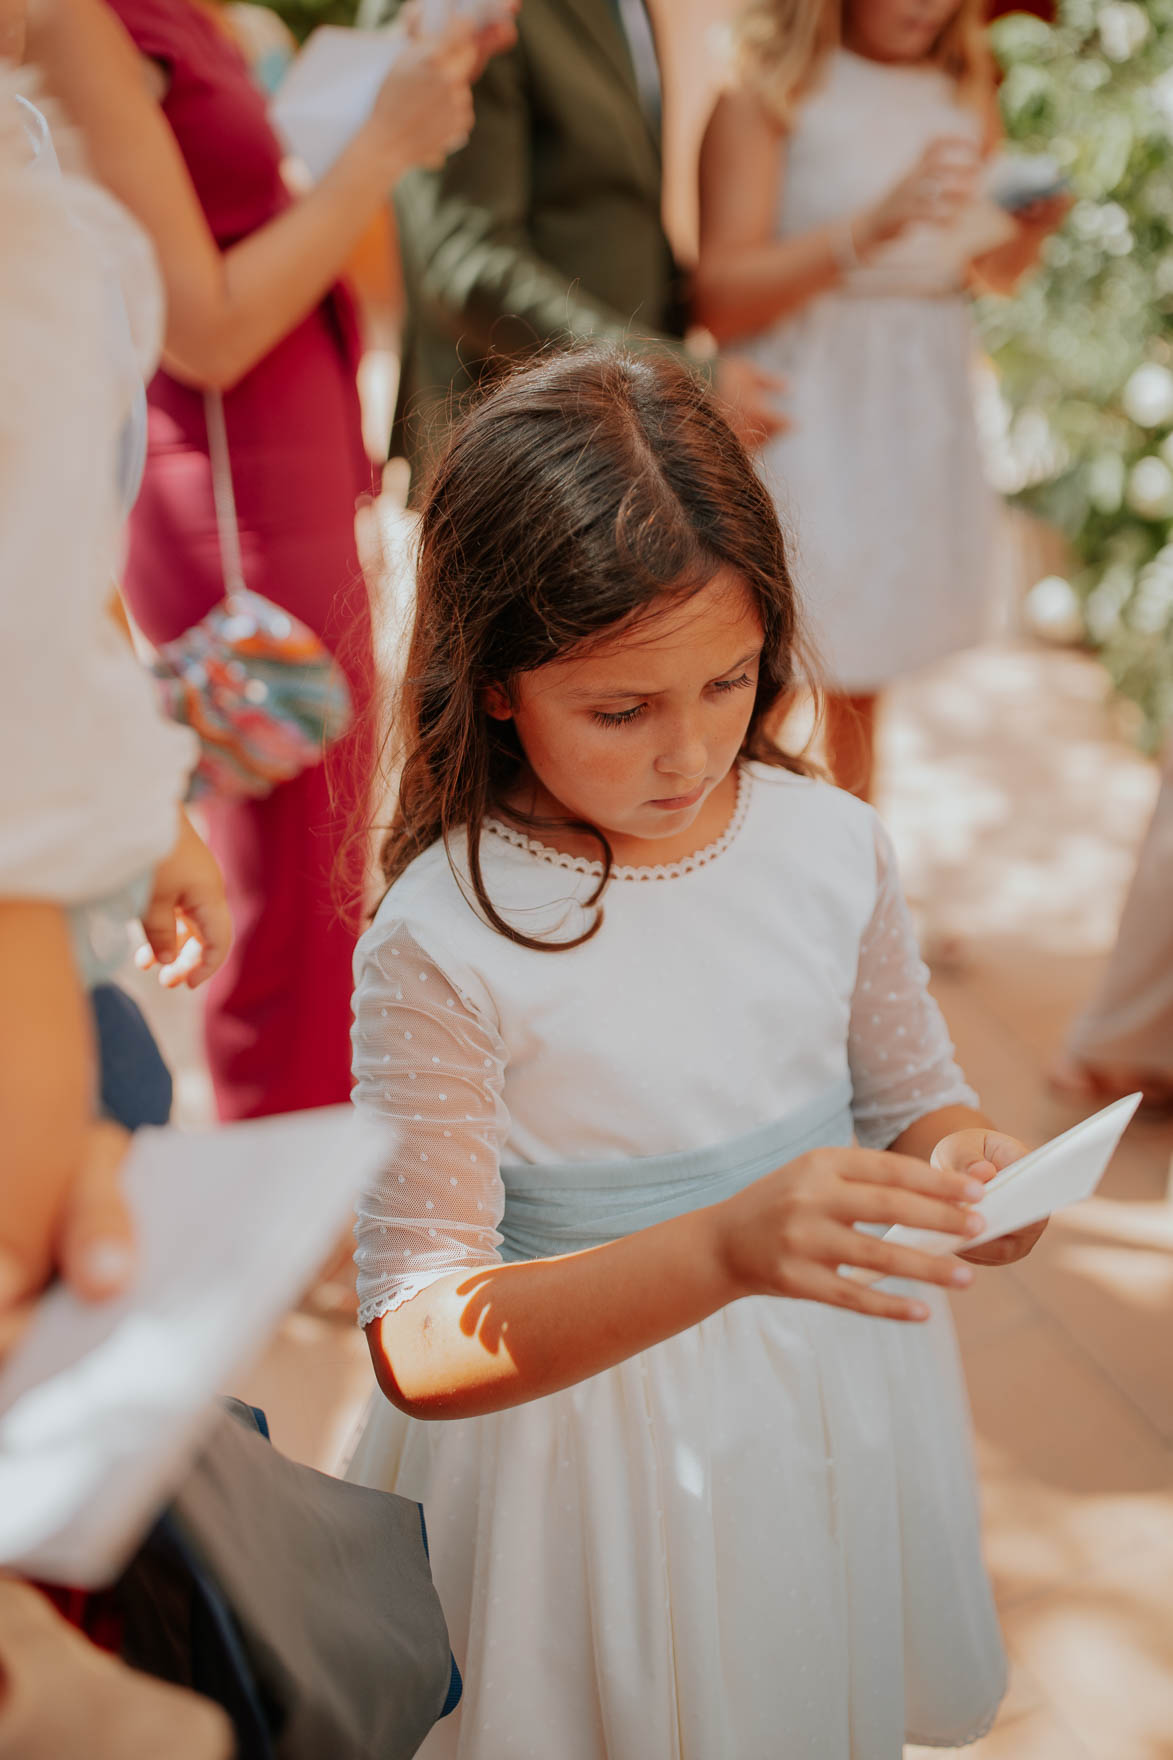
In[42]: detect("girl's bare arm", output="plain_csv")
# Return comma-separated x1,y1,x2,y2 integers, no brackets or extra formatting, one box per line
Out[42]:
367,1144,990,1420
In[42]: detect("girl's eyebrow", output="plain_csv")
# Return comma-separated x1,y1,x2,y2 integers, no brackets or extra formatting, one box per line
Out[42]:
567,647,763,703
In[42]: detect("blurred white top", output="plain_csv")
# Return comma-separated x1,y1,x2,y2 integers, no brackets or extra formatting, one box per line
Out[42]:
0,64,195,906
782,49,1013,296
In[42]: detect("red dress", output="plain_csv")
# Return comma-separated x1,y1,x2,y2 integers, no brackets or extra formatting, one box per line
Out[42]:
108,0,375,1119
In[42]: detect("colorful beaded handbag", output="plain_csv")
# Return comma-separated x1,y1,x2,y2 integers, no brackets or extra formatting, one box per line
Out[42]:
151,391,354,802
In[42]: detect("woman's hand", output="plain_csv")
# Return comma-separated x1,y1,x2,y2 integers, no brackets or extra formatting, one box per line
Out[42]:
711,1145,992,1322
136,810,232,990
854,136,981,257
969,191,1073,294
365,21,478,176
931,1127,1048,1266
713,357,791,448
403,0,519,82
0,1120,135,1357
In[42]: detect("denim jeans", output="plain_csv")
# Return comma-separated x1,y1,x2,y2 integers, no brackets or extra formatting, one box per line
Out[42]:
90,984,173,1131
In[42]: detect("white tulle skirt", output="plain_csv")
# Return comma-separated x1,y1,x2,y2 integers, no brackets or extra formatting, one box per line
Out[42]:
747,294,996,695
346,1286,1006,1759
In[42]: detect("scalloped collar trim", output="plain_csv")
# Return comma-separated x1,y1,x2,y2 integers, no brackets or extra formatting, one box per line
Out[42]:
484,767,752,882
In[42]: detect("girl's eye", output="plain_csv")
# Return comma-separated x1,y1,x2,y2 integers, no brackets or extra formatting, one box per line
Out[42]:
592,704,648,728
712,672,756,695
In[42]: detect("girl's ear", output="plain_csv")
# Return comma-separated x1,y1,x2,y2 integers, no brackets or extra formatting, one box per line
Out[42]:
482,683,513,721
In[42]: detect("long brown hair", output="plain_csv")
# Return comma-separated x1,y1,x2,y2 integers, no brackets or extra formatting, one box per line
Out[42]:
733,0,993,129
379,346,820,951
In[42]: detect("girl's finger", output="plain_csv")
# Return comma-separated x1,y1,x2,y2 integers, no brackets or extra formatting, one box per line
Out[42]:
839,1150,986,1203
158,934,206,989
831,1184,986,1238
139,898,180,966
983,1132,1028,1171
837,1230,973,1290
796,1264,930,1324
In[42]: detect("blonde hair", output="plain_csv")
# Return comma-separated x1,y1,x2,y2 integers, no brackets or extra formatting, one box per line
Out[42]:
732,0,993,129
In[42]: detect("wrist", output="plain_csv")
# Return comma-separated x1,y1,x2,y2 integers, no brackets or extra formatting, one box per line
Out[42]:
340,119,409,192
695,1200,747,1308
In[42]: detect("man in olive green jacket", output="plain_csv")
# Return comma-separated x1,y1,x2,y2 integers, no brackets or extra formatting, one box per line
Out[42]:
363,0,782,472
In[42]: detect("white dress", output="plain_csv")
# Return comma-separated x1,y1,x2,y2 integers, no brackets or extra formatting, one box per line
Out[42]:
744,51,998,692
0,63,195,923
345,765,1007,1758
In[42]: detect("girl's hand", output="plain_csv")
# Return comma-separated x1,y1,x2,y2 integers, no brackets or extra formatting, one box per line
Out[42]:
855,136,981,255
366,21,477,175
931,1127,1048,1266
712,1146,992,1322
136,811,233,990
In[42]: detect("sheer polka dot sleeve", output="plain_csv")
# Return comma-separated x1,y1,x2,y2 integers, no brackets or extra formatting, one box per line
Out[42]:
351,923,510,1328
848,823,978,1150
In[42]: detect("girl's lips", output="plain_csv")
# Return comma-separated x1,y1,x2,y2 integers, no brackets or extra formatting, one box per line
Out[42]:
648,781,706,811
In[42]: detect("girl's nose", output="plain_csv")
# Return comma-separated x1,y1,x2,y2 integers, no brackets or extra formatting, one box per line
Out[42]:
654,728,707,782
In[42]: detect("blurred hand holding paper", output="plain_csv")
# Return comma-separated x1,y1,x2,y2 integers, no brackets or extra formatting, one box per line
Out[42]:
269,28,405,180
884,1092,1142,1261
0,1107,390,1588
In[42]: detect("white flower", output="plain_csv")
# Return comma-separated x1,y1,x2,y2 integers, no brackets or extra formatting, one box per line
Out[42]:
1126,455,1173,520
1123,363,1173,428
1098,1,1151,61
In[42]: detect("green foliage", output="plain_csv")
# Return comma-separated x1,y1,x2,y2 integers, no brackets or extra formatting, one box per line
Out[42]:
244,0,358,43
979,0,1173,744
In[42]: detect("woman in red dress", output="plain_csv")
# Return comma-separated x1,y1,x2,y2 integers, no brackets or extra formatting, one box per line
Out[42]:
29,0,507,1118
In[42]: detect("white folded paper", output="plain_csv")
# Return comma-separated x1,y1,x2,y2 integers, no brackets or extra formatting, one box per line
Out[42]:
0,1106,391,1587
269,27,405,180
884,1091,1142,1260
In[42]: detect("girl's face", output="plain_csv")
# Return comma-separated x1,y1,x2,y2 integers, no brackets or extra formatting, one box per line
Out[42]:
843,0,962,64
491,569,765,852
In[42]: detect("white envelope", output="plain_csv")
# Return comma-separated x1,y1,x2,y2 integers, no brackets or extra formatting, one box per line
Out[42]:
0,1106,391,1587
269,27,405,180
884,1092,1142,1259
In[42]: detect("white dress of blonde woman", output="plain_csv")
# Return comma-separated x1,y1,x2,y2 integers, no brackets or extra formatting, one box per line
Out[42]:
745,48,997,691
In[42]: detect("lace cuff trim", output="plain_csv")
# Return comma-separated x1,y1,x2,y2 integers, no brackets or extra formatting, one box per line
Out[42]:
484,766,752,882
356,1270,451,1330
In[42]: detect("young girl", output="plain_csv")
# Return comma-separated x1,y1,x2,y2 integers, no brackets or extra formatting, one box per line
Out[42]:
345,347,1046,1759
694,0,1069,798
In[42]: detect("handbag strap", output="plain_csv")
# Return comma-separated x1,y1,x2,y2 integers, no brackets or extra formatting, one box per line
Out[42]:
204,388,247,598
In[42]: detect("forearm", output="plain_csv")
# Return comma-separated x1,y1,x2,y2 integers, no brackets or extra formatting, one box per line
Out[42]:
176,129,405,389
0,902,93,1284
692,224,847,343
367,1204,732,1420
889,1104,992,1163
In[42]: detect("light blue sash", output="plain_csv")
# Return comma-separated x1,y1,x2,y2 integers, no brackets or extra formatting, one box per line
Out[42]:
498,1078,855,1262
